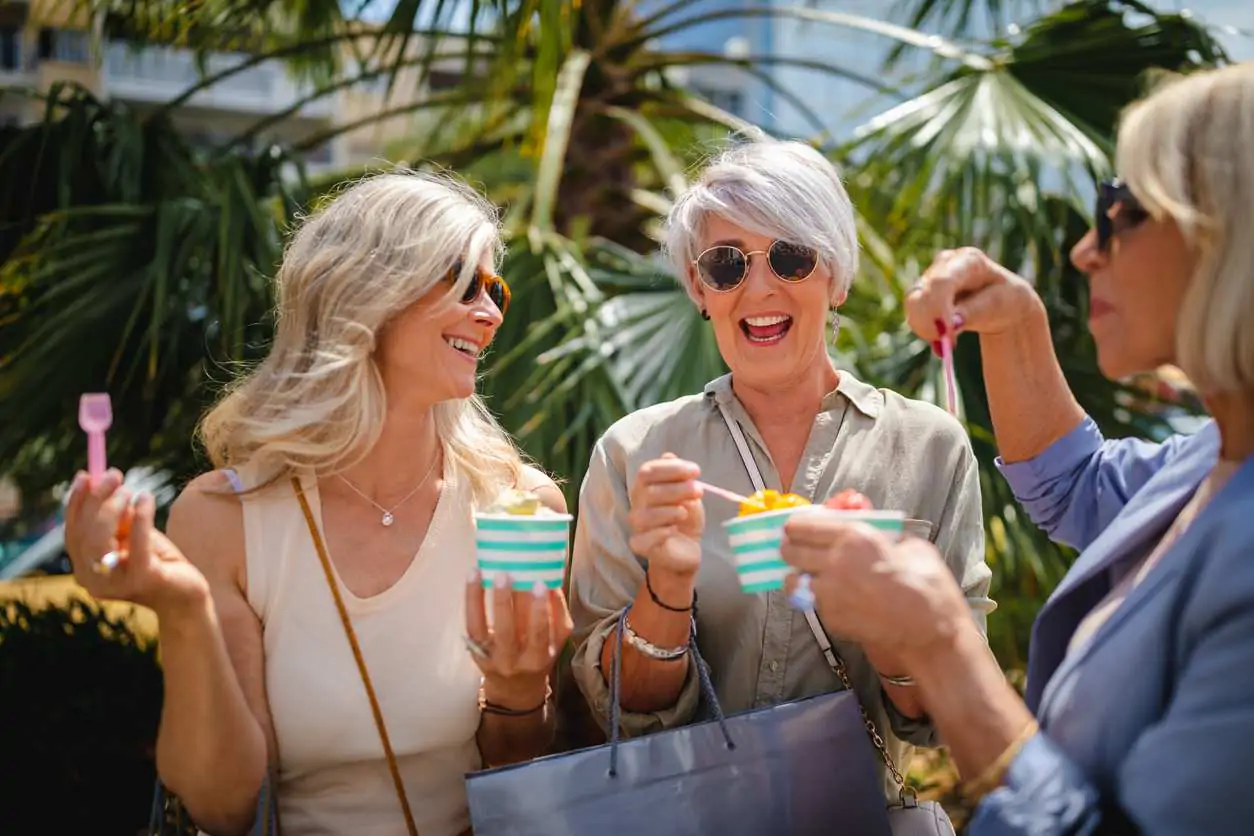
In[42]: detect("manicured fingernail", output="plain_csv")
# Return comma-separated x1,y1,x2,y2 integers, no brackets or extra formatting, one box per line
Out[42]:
130,490,150,508
952,312,965,331
494,572,511,589
934,318,947,337
532,580,547,598
931,340,943,357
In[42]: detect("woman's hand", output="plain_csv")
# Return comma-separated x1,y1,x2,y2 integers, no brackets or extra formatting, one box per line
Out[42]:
64,469,210,616
905,247,1043,344
780,513,969,660
465,574,573,708
627,453,705,580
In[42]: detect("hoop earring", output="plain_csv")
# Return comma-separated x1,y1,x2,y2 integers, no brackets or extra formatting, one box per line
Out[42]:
700,309,710,321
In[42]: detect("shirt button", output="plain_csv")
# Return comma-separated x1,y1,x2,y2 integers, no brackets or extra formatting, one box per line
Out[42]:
769,660,780,673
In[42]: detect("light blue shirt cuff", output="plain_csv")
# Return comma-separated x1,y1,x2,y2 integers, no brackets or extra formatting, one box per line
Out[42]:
994,417,1103,502
969,732,1101,835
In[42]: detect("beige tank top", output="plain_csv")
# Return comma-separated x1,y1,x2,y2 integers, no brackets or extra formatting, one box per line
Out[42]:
229,461,483,836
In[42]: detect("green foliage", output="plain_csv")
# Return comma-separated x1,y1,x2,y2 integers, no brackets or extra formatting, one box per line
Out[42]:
0,597,163,833
0,0,1223,665
0,85,308,511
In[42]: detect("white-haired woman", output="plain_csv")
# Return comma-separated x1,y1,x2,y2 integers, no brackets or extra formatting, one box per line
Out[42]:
780,63,1254,834
62,171,572,836
566,138,995,800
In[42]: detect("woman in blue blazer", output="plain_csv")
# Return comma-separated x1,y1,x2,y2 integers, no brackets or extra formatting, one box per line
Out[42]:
781,62,1254,834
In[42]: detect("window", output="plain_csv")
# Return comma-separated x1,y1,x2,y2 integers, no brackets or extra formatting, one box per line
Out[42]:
0,26,21,71
427,69,462,92
691,85,744,117
38,28,90,64
305,140,333,164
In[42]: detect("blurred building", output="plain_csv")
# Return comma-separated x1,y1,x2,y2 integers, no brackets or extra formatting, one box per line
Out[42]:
0,0,462,175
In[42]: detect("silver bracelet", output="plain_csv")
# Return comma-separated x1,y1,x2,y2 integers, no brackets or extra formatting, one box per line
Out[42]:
879,672,916,687
623,618,689,661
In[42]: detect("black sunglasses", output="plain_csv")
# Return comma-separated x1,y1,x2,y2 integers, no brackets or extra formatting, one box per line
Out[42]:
1096,179,1150,252
693,240,820,292
448,260,511,316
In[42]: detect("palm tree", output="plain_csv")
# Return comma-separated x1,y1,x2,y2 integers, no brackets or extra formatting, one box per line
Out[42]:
0,2,1225,665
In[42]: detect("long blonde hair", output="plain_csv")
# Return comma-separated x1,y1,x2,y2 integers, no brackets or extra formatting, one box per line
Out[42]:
199,168,526,504
1117,62,1254,394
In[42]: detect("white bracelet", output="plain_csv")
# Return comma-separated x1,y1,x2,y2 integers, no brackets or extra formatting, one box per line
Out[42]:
623,618,689,661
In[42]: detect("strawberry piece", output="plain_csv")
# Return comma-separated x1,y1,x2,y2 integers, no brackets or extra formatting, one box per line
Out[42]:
824,489,874,511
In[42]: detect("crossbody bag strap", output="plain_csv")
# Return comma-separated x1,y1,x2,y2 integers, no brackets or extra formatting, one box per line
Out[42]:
714,401,766,493
802,610,913,802
292,478,421,836
713,404,914,803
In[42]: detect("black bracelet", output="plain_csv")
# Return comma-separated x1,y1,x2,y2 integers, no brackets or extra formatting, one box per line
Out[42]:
479,684,551,717
645,567,696,613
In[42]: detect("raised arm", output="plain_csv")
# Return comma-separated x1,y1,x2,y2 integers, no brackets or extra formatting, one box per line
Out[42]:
567,441,702,736
158,472,275,835
905,248,1195,551
63,468,273,836
997,416,1203,551
473,465,571,767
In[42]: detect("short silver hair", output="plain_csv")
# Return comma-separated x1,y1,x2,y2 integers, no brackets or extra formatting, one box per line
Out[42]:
664,138,860,306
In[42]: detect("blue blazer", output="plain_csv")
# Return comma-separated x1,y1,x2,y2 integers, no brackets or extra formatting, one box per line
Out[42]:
969,417,1254,835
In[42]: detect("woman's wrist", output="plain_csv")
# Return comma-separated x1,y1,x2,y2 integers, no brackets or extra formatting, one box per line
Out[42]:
901,620,1036,781
481,676,550,713
644,566,697,611
645,565,696,612
152,583,216,636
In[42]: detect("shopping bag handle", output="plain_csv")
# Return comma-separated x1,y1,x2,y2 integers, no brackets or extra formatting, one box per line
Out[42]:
607,606,735,777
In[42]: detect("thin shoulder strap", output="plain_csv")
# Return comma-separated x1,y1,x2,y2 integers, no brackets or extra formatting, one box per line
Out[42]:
290,478,420,836
714,401,766,492
713,400,911,799
223,468,245,494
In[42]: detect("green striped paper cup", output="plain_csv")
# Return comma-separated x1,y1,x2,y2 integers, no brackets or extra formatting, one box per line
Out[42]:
722,507,906,594
474,512,573,591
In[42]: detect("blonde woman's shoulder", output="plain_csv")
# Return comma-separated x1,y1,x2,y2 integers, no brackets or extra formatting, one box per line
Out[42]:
167,470,248,589
518,464,568,514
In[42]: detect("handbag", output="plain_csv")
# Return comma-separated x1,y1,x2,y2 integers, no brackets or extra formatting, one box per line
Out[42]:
464,608,894,835
716,400,956,836
148,479,421,835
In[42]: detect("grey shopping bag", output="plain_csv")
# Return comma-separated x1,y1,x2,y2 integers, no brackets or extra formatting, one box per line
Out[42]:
466,609,893,836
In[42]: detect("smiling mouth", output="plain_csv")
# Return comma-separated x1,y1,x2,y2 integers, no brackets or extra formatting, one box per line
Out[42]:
740,315,793,345
445,336,482,359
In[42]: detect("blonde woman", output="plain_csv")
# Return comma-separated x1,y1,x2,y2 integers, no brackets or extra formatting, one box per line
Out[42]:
62,171,572,836
781,63,1254,834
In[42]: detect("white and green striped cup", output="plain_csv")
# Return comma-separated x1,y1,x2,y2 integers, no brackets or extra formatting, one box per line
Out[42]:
474,512,573,591
722,507,906,594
